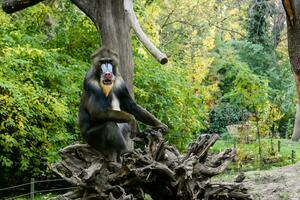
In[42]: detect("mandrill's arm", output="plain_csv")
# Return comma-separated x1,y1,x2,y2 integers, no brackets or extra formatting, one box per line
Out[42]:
90,108,138,134
118,86,168,133
90,108,135,124
82,87,138,133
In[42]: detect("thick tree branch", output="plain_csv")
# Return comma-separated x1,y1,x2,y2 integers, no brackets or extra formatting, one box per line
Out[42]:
2,0,44,13
282,0,295,26
124,0,168,64
70,0,98,24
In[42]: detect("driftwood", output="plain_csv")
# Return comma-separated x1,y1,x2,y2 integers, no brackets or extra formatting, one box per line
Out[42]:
51,130,251,200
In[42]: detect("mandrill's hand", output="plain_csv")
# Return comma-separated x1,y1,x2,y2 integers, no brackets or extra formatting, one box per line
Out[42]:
128,115,139,138
154,123,168,133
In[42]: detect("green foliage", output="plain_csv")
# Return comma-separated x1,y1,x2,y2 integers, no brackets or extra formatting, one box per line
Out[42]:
0,3,92,184
230,40,276,75
207,39,273,134
134,56,212,150
0,46,86,184
246,0,270,47
209,103,247,135
44,1,99,62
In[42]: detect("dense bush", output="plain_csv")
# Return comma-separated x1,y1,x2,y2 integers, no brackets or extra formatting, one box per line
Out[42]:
0,46,87,185
0,4,93,184
206,39,292,137
134,56,215,150
208,103,248,135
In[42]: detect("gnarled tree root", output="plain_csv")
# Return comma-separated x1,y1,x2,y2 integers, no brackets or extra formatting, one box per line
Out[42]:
51,131,251,200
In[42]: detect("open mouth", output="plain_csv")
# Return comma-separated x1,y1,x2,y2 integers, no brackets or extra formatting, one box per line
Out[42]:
103,79,113,85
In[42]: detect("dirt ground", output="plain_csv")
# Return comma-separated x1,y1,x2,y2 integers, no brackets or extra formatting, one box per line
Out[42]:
244,162,300,200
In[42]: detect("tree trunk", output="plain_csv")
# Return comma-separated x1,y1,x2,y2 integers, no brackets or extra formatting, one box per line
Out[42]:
292,75,300,141
282,0,300,141
71,0,134,96
98,0,134,95
271,0,286,47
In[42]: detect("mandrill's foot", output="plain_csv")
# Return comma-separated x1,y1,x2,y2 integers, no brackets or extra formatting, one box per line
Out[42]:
107,161,122,172
121,148,133,155
154,123,168,133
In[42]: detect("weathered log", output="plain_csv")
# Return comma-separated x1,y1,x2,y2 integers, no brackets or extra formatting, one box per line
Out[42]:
51,131,251,200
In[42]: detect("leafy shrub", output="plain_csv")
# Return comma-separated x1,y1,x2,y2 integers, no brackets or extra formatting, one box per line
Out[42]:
134,55,216,150
0,1,99,184
208,39,276,136
0,46,87,184
208,103,248,135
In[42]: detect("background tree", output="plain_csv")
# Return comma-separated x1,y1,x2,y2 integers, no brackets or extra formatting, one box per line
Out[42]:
282,0,300,141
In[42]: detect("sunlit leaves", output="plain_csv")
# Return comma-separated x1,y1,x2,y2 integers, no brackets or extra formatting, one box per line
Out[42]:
134,50,216,150
0,42,86,182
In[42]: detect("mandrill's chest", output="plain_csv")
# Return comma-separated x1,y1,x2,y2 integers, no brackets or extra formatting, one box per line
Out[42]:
87,91,121,112
102,93,121,111
111,93,121,111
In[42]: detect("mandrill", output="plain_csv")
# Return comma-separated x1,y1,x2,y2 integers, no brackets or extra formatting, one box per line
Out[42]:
79,47,168,161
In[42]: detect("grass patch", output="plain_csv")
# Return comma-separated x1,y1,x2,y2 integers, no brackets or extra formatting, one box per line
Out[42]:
210,137,300,171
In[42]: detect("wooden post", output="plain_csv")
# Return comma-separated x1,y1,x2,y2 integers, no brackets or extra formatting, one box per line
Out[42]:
291,150,296,163
256,116,262,170
278,140,281,153
270,137,274,154
30,178,35,200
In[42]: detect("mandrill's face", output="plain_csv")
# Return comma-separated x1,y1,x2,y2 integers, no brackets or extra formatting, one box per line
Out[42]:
99,60,116,97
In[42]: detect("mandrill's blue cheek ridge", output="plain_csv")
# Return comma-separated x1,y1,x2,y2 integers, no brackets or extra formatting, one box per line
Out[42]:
100,63,114,74
107,63,113,72
101,63,107,72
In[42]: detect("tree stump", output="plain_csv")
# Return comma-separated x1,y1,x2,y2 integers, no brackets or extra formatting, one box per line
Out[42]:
51,130,251,200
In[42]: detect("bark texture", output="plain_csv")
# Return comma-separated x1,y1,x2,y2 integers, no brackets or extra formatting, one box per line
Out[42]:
51,131,251,200
282,0,300,141
292,76,300,141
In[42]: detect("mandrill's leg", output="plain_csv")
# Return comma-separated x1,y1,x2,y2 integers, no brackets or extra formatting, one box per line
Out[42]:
84,122,128,162
118,123,134,150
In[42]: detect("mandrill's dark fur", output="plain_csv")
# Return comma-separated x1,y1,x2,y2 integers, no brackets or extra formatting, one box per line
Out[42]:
79,47,168,161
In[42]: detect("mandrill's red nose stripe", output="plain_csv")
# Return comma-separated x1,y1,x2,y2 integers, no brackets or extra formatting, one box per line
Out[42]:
104,72,112,78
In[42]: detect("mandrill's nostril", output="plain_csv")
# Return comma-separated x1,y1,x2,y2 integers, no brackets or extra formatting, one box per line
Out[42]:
104,72,112,78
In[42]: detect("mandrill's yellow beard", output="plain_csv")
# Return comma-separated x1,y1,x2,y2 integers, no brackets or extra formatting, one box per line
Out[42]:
100,81,114,97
